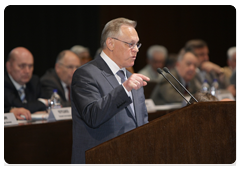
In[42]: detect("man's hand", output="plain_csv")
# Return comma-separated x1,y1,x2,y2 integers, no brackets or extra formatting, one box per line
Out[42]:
201,61,223,74
123,73,150,91
10,108,32,120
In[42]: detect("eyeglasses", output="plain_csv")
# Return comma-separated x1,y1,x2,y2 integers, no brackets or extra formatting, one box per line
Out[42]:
59,63,80,70
111,37,142,50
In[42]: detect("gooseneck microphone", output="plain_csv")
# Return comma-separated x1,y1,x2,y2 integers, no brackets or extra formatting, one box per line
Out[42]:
163,67,198,103
157,68,191,105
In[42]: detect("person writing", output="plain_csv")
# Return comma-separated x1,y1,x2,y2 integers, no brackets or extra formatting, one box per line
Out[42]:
71,17,150,164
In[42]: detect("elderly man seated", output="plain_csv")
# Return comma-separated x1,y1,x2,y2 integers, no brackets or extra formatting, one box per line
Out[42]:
138,45,168,82
5,47,49,119
151,49,202,105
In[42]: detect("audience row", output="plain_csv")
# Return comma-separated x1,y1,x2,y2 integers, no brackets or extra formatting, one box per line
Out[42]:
4,40,236,120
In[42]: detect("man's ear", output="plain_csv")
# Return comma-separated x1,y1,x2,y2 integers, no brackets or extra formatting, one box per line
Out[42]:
106,37,114,51
6,61,11,73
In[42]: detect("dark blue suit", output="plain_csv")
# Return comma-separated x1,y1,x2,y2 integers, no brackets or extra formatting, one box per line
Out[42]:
71,55,148,164
4,71,46,113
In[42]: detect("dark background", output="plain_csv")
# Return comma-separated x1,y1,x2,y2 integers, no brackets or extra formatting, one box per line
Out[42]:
4,5,236,77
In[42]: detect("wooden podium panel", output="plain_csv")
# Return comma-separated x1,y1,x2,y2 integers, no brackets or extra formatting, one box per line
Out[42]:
85,101,236,164
4,110,169,164
4,120,72,164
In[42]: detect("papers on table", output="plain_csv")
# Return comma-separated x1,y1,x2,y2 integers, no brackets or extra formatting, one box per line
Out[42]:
145,99,182,113
20,112,49,120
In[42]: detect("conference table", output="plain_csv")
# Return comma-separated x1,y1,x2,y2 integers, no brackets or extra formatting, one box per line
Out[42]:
4,109,177,164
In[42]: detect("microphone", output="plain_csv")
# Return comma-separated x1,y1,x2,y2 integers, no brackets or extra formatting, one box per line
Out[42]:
157,68,191,105
163,67,198,103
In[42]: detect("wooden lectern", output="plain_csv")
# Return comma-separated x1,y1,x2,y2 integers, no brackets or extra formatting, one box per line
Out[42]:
85,101,236,164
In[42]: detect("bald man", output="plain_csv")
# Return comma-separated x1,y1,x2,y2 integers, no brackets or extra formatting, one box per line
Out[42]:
5,47,48,117
40,50,81,107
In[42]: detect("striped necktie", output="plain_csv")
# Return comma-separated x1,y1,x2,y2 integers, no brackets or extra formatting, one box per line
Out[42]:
116,70,135,116
18,86,27,103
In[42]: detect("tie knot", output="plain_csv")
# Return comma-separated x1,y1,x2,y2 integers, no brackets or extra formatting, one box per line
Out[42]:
117,70,125,78
116,70,126,84
18,86,25,92
66,86,70,90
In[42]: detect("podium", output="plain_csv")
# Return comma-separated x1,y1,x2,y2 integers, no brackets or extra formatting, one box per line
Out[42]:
85,101,236,164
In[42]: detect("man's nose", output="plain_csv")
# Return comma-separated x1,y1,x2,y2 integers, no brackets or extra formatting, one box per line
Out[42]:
132,45,139,53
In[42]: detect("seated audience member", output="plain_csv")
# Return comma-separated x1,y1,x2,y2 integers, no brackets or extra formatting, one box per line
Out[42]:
40,50,81,107
224,47,238,97
189,91,219,104
223,46,236,81
151,49,202,105
138,45,168,82
227,69,236,98
5,47,48,114
70,45,92,65
184,39,229,89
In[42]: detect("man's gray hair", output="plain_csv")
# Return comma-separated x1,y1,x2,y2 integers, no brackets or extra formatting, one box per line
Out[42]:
227,46,236,60
70,45,89,56
147,45,168,60
100,18,137,48
177,48,196,62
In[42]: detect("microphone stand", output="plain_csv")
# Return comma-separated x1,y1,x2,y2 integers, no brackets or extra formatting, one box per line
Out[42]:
163,67,198,103
157,68,191,105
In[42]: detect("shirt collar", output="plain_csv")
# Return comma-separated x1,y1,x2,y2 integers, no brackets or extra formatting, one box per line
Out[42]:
8,73,26,90
100,51,127,76
60,80,68,89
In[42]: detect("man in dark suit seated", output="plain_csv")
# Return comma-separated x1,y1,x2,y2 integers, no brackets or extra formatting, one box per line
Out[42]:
184,39,229,89
40,50,81,107
151,49,202,105
71,17,150,164
4,47,49,119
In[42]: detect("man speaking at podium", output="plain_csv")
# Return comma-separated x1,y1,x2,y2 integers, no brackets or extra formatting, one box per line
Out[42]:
71,18,150,164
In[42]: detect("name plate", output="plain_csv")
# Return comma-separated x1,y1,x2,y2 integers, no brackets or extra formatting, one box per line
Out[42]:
217,92,235,101
4,113,18,126
145,99,156,113
47,107,72,122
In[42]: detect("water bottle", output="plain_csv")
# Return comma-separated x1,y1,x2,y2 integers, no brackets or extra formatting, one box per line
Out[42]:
210,79,219,97
201,80,209,92
49,89,62,109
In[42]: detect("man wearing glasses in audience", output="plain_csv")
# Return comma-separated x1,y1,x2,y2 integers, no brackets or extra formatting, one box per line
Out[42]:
71,17,150,164
41,50,81,107
4,47,49,120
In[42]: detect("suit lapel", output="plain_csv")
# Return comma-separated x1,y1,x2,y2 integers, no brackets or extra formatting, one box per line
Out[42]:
95,56,137,123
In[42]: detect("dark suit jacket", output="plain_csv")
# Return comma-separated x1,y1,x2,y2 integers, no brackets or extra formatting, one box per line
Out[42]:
4,71,46,113
40,68,71,107
195,70,229,89
71,55,148,164
150,68,202,105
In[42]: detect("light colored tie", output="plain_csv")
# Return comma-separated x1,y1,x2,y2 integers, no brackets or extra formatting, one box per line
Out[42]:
116,70,135,116
18,86,27,103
